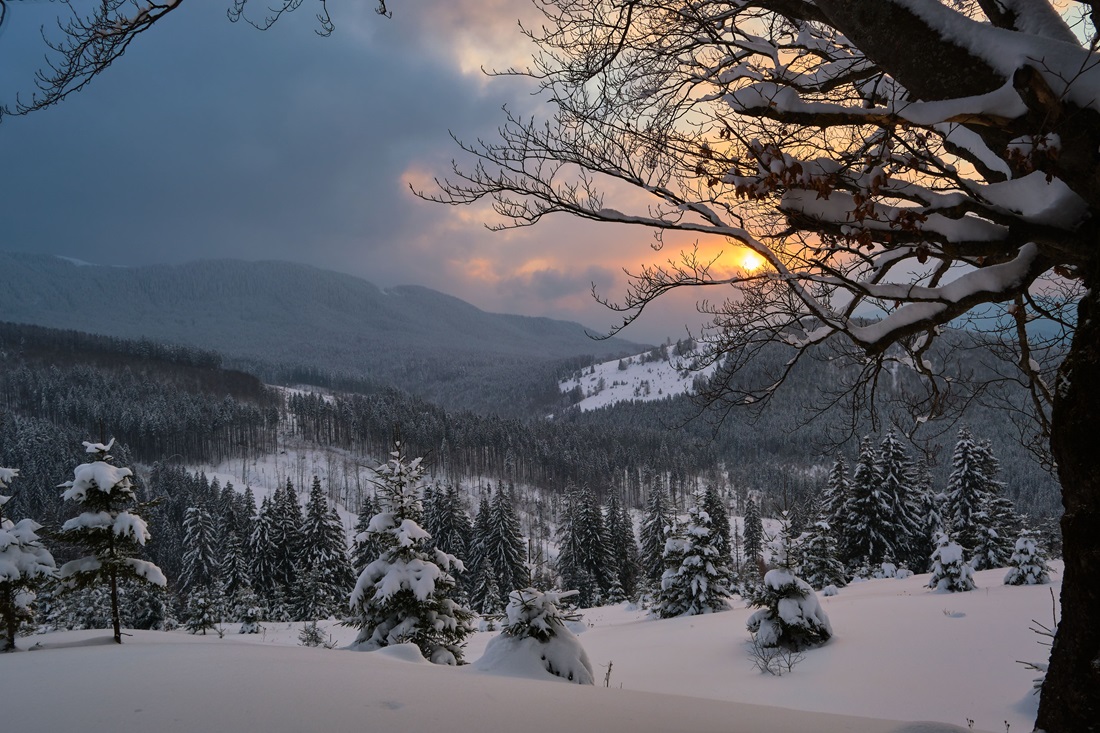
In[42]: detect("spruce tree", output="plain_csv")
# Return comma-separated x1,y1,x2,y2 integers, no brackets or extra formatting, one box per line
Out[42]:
798,518,847,591
57,439,166,644
742,497,764,565
877,431,923,566
640,484,671,587
0,467,57,652
557,484,609,607
347,441,474,664
248,495,278,610
943,427,989,558
655,496,732,618
1004,530,1054,586
352,494,384,574
702,485,732,567
840,436,892,569
928,531,976,592
296,476,355,620
821,458,852,543
467,494,493,610
180,505,220,597
269,478,303,600
485,484,528,602
605,493,641,599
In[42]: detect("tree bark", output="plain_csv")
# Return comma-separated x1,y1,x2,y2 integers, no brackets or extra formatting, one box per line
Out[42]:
1040,269,1100,732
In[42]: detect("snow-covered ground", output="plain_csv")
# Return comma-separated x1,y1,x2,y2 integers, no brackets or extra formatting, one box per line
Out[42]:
558,346,717,412
4,564,1057,733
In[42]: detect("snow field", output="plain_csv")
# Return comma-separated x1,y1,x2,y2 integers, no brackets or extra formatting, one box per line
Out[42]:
4,563,1057,733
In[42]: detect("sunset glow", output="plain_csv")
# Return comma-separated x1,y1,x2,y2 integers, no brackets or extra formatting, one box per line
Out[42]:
738,249,766,272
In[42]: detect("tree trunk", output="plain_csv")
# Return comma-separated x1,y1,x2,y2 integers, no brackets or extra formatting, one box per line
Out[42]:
1038,271,1100,733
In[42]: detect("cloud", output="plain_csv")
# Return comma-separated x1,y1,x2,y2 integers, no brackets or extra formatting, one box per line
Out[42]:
0,1,711,344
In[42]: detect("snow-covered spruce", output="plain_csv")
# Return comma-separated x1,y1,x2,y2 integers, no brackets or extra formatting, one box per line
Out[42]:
56,440,166,644
746,569,832,650
474,587,594,685
346,442,474,664
654,498,731,618
927,532,976,593
1,467,57,651
1004,530,1054,586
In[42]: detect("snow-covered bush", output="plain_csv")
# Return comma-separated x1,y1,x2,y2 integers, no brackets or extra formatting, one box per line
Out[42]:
821,584,839,597
56,440,166,644
746,569,832,650
927,532,976,593
1,467,56,652
1004,531,1054,586
298,620,335,648
347,441,474,664
474,587,594,685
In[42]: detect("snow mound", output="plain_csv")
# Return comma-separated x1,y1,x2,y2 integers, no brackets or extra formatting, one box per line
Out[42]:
474,631,595,685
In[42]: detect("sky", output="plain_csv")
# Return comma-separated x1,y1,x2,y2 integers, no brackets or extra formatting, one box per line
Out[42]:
0,1,713,344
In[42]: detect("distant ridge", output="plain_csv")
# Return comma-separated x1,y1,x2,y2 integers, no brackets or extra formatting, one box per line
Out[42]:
0,252,646,414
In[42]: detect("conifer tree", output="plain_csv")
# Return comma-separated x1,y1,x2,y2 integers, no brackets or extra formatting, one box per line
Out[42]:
655,496,731,618
1,467,57,652
640,484,671,587
742,497,764,566
296,476,355,619
798,517,847,591
180,505,220,597
943,427,989,558
821,458,852,543
746,568,832,649
702,485,732,566
485,484,528,602
840,437,893,569
557,484,609,607
467,494,493,608
347,441,474,664
57,439,166,644
928,531,976,593
352,494,383,574
605,493,641,599
471,559,503,616
269,477,303,599
877,431,923,566
1004,530,1054,586
248,495,278,609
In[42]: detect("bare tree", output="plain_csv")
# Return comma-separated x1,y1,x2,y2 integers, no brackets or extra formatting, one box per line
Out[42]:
0,0,389,121
423,2,1100,731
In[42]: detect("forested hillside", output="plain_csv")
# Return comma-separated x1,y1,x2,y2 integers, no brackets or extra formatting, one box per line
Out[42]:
0,253,646,416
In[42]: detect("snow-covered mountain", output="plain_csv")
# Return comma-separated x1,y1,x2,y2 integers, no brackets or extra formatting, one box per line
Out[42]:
0,252,646,415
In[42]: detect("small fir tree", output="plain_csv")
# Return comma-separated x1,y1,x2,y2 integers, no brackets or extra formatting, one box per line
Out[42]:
928,531,976,593
746,569,833,649
1004,531,1054,586
184,587,220,635
798,518,847,591
1,467,57,651
57,439,166,644
655,498,731,618
347,441,474,664
476,587,594,685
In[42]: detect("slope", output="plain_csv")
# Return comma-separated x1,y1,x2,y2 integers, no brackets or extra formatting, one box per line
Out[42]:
0,252,646,415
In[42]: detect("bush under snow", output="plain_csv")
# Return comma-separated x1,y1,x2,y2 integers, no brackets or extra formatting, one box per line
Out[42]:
746,569,832,650
474,587,594,685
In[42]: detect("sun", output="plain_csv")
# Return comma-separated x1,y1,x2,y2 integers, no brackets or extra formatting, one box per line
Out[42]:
737,249,766,272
